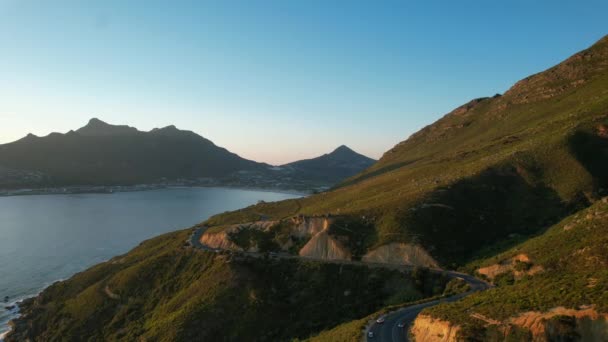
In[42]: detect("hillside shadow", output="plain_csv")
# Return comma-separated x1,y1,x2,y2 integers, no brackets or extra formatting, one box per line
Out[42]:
401,165,569,267
568,130,608,190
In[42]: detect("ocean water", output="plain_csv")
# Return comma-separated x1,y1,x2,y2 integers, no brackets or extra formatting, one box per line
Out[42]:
0,187,300,337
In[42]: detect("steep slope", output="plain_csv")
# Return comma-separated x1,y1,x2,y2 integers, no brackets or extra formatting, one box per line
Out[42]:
206,34,608,267
280,145,376,184
416,197,608,341
5,229,450,341
0,118,265,187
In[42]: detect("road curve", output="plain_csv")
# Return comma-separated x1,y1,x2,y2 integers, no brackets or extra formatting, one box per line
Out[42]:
188,226,491,342
366,272,490,342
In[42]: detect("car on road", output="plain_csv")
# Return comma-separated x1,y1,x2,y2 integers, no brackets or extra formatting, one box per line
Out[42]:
367,331,374,338
397,322,405,328
376,316,386,324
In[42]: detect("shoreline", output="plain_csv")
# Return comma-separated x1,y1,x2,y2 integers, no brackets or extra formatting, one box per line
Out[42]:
0,184,310,198
1,277,68,341
0,186,305,339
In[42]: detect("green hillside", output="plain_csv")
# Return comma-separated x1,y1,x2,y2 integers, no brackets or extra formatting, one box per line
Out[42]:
422,198,608,340
6,229,449,341
206,35,608,267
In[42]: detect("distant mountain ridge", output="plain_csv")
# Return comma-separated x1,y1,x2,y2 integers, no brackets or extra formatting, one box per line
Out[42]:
0,119,375,191
76,118,140,136
0,118,265,187
280,145,375,184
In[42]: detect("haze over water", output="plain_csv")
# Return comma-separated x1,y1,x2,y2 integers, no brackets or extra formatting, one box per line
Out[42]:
0,187,300,336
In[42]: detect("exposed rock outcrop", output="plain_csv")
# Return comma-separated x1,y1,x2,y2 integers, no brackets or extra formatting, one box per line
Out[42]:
202,216,443,266
509,306,608,341
290,216,333,238
201,217,335,253
298,230,351,260
598,123,608,138
477,254,543,281
362,243,439,268
200,220,279,252
410,314,460,341
200,229,243,251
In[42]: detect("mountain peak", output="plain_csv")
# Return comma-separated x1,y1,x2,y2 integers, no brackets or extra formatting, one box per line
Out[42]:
151,125,178,133
332,145,354,154
88,117,106,125
328,145,367,159
77,118,139,136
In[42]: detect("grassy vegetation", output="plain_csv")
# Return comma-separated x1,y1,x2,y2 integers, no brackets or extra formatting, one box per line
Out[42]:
228,226,281,252
223,220,312,253
423,198,608,340
306,274,470,342
327,216,377,260
205,35,608,268
7,229,450,342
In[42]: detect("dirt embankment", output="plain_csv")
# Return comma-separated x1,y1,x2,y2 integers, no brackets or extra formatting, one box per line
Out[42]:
415,306,608,341
200,229,243,250
510,306,608,341
200,220,279,252
289,215,331,237
362,243,439,268
410,314,461,341
200,217,335,253
201,216,443,266
298,229,351,260
297,216,352,260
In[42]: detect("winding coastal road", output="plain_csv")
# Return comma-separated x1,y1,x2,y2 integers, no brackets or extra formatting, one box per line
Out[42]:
365,272,490,342
188,226,491,342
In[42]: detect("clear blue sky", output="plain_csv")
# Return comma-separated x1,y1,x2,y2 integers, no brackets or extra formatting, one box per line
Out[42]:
1,1,606,164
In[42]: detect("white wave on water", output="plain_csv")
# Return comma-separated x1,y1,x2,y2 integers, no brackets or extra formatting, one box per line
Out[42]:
1,300,21,341
0,290,47,340
0,328,9,341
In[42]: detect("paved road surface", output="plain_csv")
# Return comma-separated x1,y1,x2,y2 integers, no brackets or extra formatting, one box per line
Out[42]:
366,272,490,341
188,226,491,342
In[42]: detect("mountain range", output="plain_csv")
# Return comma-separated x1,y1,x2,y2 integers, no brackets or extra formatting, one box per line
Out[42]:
5,35,608,341
0,119,375,192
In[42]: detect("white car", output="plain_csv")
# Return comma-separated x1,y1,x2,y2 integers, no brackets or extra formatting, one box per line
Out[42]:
376,316,386,324
397,322,405,328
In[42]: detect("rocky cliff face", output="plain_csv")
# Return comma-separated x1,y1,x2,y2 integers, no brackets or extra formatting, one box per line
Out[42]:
290,216,331,238
509,306,608,341
201,216,445,266
477,253,544,281
200,217,335,253
410,314,461,341
361,243,439,268
200,229,243,251
413,307,608,341
291,216,352,260
298,230,351,260
200,220,279,252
